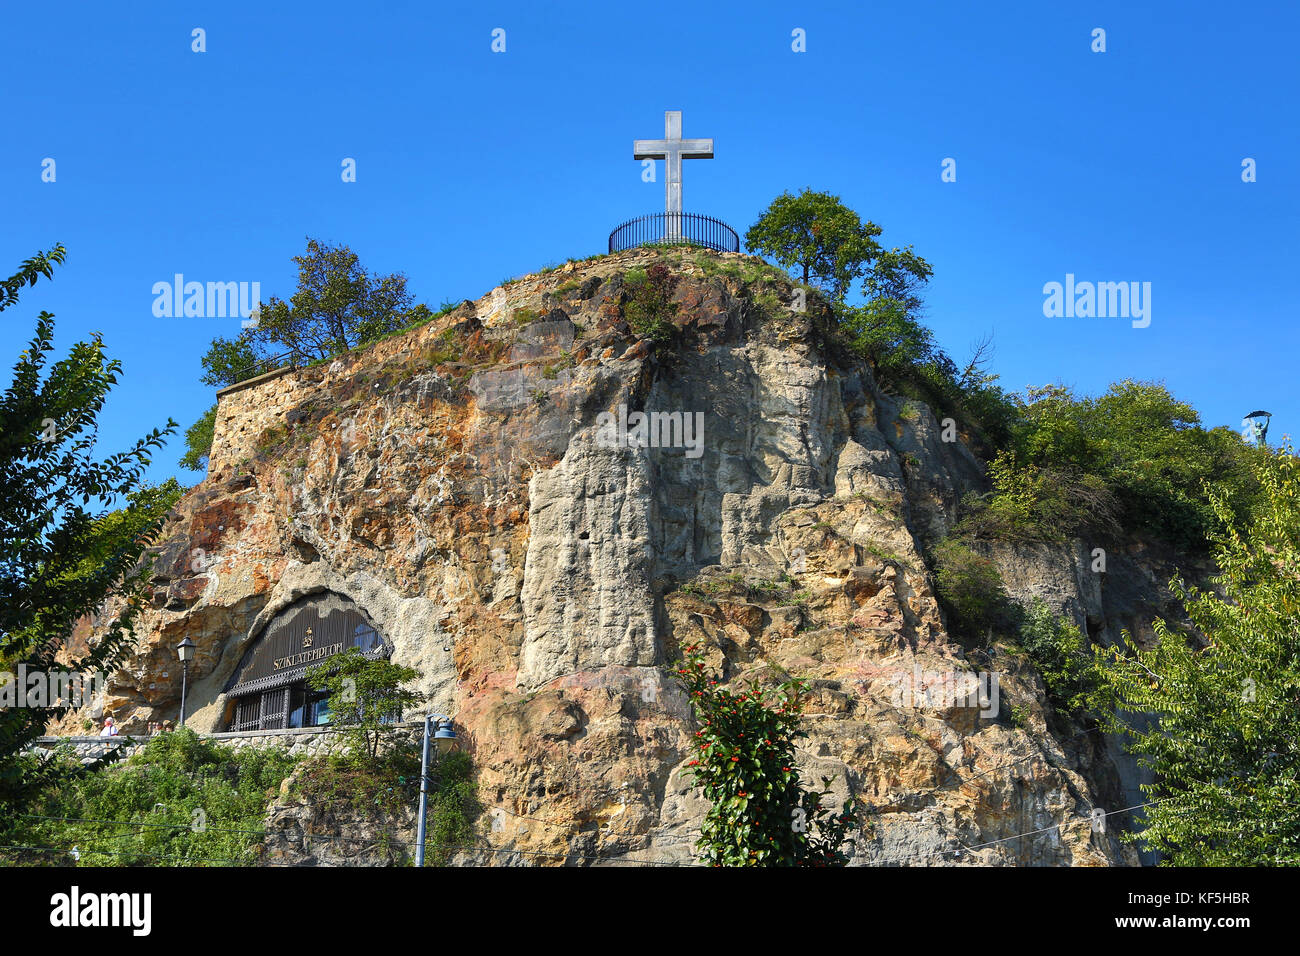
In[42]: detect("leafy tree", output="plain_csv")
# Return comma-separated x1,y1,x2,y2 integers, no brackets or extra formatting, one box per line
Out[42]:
179,404,217,473
306,648,425,760
1091,448,1300,865
960,381,1262,548
59,479,184,588
674,643,861,866
198,336,259,390
838,299,941,386
185,238,431,469
744,189,881,301
198,238,429,390
0,245,177,806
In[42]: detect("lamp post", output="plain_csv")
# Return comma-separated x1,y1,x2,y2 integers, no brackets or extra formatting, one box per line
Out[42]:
415,714,458,867
176,638,196,728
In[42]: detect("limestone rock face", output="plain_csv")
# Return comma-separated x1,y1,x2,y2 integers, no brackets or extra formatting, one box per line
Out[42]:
84,248,1168,865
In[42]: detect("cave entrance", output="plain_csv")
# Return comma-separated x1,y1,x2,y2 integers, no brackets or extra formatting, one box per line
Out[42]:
222,592,387,732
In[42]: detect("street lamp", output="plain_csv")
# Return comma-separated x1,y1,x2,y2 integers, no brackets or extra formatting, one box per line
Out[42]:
176,638,196,728
415,714,458,867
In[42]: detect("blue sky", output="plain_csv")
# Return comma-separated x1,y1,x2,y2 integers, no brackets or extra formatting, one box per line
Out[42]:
3,0,1296,488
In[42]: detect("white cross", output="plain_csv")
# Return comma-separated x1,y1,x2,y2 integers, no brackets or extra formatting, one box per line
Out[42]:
634,110,713,238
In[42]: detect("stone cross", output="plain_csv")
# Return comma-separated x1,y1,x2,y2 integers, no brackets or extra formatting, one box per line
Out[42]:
634,110,713,238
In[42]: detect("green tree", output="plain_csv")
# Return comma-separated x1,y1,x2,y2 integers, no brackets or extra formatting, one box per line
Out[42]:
0,245,177,806
198,336,259,390
1092,448,1300,865
179,404,217,473
744,188,882,301
186,238,430,469
674,643,861,866
961,381,1261,548
305,648,425,760
200,238,428,387
746,189,936,393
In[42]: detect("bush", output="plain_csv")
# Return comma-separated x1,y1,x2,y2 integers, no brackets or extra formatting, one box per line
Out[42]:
674,643,861,866
959,456,1120,543
3,729,296,866
956,381,1264,550
291,744,422,816
931,539,1018,641
423,750,480,865
1012,599,1098,717
622,263,679,344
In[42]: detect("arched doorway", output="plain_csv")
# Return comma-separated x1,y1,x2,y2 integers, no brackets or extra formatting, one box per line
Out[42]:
223,592,386,731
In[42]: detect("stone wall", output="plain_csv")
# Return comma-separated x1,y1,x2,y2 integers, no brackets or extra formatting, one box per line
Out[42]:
210,368,314,477
28,724,423,764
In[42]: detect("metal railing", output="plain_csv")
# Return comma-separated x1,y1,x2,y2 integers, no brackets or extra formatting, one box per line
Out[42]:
230,349,307,384
608,212,740,254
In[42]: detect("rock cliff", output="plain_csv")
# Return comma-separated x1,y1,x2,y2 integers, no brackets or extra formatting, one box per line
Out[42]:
69,247,1189,865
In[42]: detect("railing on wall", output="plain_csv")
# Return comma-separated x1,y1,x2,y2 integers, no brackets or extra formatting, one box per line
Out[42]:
608,212,740,254
229,349,309,383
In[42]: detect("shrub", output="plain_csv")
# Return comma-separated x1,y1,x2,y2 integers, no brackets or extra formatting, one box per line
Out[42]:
1012,599,1098,717
674,643,861,866
622,263,679,344
931,539,1018,640
3,729,296,866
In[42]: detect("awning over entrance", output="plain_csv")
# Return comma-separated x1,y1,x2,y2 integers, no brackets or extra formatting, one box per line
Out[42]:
223,592,387,731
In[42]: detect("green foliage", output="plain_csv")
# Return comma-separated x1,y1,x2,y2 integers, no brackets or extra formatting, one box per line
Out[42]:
961,453,1121,542
930,539,1017,641
421,750,480,866
744,189,886,301
622,263,679,344
1012,600,1098,716
287,743,478,866
198,238,431,389
0,245,178,807
59,480,184,587
1091,448,1300,865
179,403,217,472
290,743,421,817
2,729,295,866
674,643,861,866
198,335,259,389
305,648,426,760
742,190,1023,449
960,381,1262,548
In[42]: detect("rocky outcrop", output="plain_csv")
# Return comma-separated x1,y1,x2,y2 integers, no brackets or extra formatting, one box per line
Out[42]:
70,247,1172,865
